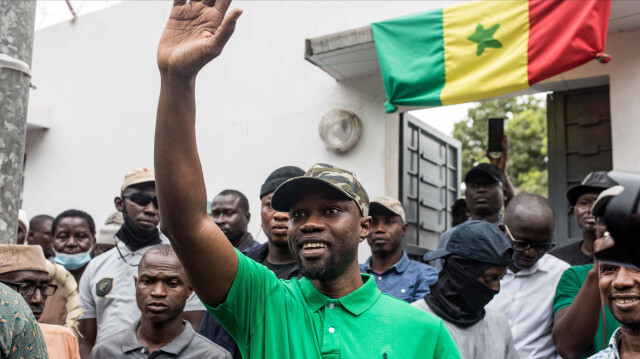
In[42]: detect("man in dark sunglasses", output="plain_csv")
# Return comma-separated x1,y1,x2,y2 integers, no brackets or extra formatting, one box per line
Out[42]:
78,168,205,359
0,244,79,358
486,194,570,359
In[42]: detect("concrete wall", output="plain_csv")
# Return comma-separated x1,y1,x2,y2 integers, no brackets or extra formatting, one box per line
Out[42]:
25,1,453,261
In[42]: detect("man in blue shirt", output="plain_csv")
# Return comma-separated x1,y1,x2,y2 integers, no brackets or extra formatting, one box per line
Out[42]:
360,195,438,302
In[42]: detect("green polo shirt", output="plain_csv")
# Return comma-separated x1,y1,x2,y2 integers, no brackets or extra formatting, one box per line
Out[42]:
553,264,620,358
204,250,460,359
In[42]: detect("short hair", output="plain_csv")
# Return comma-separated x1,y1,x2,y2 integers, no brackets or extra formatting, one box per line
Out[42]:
51,210,96,237
29,215,54,231
215,189,249,212
144,244,176,258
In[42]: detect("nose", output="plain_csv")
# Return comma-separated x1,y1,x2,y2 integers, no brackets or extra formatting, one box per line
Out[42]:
523,246,538,257
30,288,44,306
299,213,325,233
143,202,158,216
274,211,289,221
150,282,167,297
612,267,636,289
374,222,386,233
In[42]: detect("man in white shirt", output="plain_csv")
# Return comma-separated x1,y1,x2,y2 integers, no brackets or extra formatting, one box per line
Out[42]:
487,194,570,359
78,168,205,358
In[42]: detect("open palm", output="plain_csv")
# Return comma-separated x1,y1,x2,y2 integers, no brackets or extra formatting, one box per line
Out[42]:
157,0,242,78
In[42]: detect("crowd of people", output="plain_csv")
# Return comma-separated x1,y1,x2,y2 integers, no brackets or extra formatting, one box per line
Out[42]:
1,1,636,358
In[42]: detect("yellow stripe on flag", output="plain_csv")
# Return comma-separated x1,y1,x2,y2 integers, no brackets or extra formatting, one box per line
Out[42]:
441,0,530,106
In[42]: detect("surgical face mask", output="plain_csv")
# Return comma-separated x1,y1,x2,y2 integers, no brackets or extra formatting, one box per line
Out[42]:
53,248,92,271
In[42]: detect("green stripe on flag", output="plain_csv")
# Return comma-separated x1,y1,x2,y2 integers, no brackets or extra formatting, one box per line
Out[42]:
372,9,446,112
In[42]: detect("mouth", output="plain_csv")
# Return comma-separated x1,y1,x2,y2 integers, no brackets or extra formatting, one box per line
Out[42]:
147,302,168,312
271,225,288,235
584,217,596,225
612,294,640,309
299,240,329,258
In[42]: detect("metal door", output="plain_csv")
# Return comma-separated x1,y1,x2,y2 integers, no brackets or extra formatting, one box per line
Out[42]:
400,113,461,259
547,85,612,245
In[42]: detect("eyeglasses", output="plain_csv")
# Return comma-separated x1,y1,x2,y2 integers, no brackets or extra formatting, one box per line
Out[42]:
504,225,555,253
0,281,58,297
123,192,159,209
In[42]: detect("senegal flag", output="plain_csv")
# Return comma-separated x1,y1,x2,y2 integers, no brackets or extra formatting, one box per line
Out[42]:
372,0,611,112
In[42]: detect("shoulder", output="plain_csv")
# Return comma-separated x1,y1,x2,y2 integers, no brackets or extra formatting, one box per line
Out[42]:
189,332,232,358
407,259,438,274
540,254,571,274
483,309,511,329
376,294,442,326
39,323,76,337
84,249,120,277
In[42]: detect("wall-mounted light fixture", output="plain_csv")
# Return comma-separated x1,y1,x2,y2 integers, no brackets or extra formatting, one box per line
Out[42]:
318,109,362,153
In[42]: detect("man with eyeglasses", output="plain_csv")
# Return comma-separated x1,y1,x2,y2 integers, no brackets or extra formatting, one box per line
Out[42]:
0,244,77,358
78,168,205,359
487,193,570,359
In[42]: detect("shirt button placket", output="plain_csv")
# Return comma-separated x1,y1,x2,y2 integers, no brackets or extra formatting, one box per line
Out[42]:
321,300,342,356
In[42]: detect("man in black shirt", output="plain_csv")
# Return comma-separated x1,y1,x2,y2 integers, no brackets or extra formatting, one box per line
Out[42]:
549,171,616,265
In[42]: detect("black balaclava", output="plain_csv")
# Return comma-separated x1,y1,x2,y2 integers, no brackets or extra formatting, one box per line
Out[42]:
116,207,160,251
424,255,499,327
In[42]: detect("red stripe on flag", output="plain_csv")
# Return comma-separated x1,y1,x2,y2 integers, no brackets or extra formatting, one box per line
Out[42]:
527,0,610,85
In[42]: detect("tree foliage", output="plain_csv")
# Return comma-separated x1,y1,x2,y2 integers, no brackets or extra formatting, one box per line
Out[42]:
452,95,548,196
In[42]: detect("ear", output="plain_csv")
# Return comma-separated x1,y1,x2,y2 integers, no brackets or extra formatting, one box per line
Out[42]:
498,223,506,234
401,223,408,236
569,206,575,215
359,216,372,242
133,276,138,286
115,196,124,212
246,212,251,222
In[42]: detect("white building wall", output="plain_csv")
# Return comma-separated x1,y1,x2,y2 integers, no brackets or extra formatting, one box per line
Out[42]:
25,1,455,262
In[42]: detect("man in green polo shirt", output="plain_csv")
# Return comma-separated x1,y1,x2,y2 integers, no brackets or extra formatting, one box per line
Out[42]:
153,1,460,358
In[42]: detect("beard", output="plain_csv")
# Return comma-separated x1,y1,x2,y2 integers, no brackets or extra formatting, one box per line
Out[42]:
296,242,359,281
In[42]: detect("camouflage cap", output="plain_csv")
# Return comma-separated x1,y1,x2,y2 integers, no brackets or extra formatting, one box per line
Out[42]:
370,195,406,223
271,163,369,216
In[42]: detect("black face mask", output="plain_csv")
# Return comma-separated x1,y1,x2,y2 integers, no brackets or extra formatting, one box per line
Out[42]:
425,256,499,327
116,211,160,251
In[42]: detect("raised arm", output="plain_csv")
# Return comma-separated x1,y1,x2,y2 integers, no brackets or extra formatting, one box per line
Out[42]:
155,0,242,307
486,135,516,207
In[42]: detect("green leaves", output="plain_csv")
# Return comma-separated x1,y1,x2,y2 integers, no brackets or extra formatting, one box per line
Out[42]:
453,96,548,196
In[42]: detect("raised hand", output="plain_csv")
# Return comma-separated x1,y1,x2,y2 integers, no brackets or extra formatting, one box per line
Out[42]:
486,135,509,171
157,0,242,78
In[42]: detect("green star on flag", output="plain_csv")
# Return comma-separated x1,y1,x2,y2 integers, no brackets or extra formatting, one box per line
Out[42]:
468,23,502,56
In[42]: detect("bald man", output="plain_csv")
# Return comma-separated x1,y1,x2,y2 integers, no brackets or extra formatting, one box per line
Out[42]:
486,194,570,359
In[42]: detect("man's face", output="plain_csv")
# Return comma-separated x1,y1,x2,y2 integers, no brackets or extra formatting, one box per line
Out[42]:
507,219,554,270
211,194,250,245
135,253,192,324
288,184,370,281
573,192,599,232
17,222,27,244
0,270,50,320
476,265,507,292
465,174,504,217
52,217,94,254
366,212,406,256
260,192,290,249
599,264,640,329
116,182,160,231
28,219,54,258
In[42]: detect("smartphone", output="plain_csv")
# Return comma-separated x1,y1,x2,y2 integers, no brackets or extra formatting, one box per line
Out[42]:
487,118,504,152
